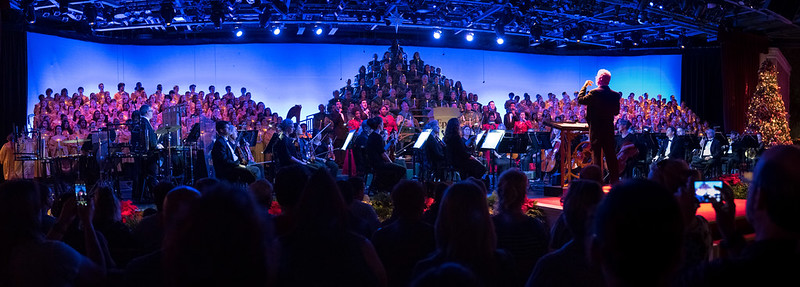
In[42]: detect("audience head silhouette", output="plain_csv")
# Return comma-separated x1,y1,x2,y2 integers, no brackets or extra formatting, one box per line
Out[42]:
591,179,683,287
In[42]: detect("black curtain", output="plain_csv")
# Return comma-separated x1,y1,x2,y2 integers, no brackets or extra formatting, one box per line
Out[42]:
0,9,28,144
681,47,724,130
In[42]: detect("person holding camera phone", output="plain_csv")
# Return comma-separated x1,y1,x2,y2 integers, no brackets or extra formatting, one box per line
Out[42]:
683,145,800,286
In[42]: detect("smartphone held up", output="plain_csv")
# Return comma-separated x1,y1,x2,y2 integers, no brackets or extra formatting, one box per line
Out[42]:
74,183,88,206
694,180,722,203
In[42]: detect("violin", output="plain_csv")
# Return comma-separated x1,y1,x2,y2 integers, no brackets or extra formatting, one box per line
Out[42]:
327,138,335,161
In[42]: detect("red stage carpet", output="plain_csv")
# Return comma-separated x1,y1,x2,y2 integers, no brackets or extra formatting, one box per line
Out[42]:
534,195,747,223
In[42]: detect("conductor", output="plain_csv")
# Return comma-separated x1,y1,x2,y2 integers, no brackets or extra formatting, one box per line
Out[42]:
577,69,621,184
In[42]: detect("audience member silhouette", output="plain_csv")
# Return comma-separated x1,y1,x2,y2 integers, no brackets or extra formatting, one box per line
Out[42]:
413,180,515,287
125,186,201,287
372,180,436,287
492,168,549,285
133,180,176,254
527,179,605,287
276,168,387,286
93,185,137,267
0,180,106,286
590,179,684,287
163,183,272,287
337,179,375,238
410,262,479,287
272,165,311,236
347,176,381,232
192,177,220,194
649,158,711,271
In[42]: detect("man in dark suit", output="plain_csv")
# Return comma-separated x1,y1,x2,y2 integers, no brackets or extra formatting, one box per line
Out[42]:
130,104,159,200
657,126,686,161
211,120,255,184
578,69,621,184
330,101,348,166
503,102,517,130
691,128,724,178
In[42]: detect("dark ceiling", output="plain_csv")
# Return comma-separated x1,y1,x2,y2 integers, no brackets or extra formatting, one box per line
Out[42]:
9,0,800,53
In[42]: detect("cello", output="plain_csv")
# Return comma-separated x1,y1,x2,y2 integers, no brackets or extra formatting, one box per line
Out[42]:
541,135,560,173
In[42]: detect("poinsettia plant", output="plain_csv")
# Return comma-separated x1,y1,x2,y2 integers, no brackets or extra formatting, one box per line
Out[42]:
120,200,142,229
719,173,749,199
268,201,282,215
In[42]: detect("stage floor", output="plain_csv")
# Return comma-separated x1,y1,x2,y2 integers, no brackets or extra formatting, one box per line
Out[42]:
532,195,747,223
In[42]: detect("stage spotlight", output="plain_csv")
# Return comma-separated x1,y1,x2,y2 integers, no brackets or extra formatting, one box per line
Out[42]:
314,26,324,35
160,1,174,26
235,28,244,37
84,4,98,26
631,30,643,45
678,34,688,49
465,32,474,41
272,26,281,35
433,29,442,39
496,37,504,44
25,2,36,24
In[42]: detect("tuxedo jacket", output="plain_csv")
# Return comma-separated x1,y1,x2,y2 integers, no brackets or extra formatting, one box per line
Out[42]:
698,138,724,160
659,136,686,160
211,136,239,181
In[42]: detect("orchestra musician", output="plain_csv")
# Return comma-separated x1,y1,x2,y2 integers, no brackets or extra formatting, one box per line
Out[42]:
691,128,724,177
365,116,406,188
421,120,445,180
272,119,306,172
211,120,256,184
577,69,621,184
443,118,486,180
615,119,639,176
656,126,686,162
229,126,265,180
329,101,348,166
130,104,160,199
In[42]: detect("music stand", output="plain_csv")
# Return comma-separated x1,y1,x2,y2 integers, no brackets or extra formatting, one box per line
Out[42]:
528,132,552,150
341,130,357,150
480,130,505,150
413,129,433,149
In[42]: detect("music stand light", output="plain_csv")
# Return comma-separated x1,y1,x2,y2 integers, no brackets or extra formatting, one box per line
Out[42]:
413,129,433,149
341,130,356,150
481,130,505,150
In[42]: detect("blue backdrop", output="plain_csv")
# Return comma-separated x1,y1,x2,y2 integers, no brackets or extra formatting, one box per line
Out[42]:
27,32,681,118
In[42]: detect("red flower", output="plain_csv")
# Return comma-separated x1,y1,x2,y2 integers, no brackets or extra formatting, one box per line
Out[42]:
521,197,538,212
268,201,282,215
120,200,138,217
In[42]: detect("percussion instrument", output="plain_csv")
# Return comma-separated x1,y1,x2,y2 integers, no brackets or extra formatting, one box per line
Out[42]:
155,125,181,135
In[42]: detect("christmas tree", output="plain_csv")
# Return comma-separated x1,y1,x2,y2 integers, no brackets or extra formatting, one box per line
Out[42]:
746,60,792,146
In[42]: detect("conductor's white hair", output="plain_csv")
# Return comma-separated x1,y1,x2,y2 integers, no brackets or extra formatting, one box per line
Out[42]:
596,69,611,85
